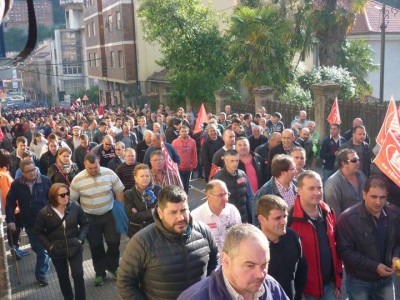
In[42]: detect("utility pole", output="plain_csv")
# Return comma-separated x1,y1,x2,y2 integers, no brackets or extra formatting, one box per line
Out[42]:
379,4,386,103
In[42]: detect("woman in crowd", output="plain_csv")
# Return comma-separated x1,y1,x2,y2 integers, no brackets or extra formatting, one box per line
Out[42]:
39,139,59,174
124,164,161,237
35,183,89,300
47,147,79,186
29,132,47,158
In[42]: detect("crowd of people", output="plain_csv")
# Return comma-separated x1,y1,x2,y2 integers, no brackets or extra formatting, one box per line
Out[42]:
1,102,400,300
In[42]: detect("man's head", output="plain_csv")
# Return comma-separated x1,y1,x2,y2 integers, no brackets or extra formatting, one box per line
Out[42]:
235,137,250,157
98,121,107,133
268,132,282,149
207,124,218,140
176,107,184,118
299,128,310,141
271,112,282,124
124,148,136,165
330,123,341,138
114,141,125,158
137,116,146,127
222,224,270,297
205,180,230,216
79,134,89,148
150,133,162,148
362,175,388,217
144,130,153,145
72,126,81,137
224,149,240,175
257,195,288,242
271,154,296,183
306,121,316,134
281,129,294,150
122,123,130,134
352,125,366,145
223,129,236,148
150,150,165,171
219,112,227,123
84,154,100,176
291,147,306,172
299,110,307,122
157,185,189,234
179,125,189,139
231,119,242,134
20,160,37,182
251,125,261,139
16,136,28,153
225,105,231,115
297,170,323,209
102,135,113,150
153,122,161,133
243,113,253,125
337,148,359,174
352,118,363,128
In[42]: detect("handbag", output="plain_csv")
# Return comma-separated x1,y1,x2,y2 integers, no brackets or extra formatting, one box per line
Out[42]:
112,200,129,235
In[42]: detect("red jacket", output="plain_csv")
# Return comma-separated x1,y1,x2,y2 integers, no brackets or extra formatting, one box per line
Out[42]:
172,136,197,171
288,196,342,298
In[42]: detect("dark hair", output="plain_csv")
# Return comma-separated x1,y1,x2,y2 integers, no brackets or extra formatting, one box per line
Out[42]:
256,194,288,217
0,149,11,169
16,136,27,145
20,159,35,172
224,149,239,157
48,183,69,206
363,175,388,194
84,153,98,164
157,185,187,209
150,150,164,160
271,154,294,178
243,113,252,121
231,118,241,125
336,148,357,169
79,134,89,140
352,125,366,134
272,112,282,119
21,151,32,159
331,123,341,129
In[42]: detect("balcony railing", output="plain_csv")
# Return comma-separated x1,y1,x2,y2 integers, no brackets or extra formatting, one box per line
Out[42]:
60,0,84,5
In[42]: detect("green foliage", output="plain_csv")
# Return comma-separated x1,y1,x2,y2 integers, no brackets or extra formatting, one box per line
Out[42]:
4,25,55,52
240,0,265,8
225,5,295,94
298,66,356,100
52,0,66,26
138,0,227,105
339,39,377,97
280,82,312,107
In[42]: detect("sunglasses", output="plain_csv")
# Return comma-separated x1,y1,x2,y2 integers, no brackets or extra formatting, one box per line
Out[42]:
58,192,70,198
348,158,359,163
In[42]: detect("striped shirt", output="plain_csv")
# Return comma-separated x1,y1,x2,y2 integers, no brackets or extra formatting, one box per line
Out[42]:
70,167,125,215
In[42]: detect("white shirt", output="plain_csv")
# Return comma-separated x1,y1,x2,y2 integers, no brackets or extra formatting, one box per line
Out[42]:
192,201,242,252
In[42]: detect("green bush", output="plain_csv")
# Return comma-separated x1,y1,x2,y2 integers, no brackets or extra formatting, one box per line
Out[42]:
298,66,356,100
280,82,312,107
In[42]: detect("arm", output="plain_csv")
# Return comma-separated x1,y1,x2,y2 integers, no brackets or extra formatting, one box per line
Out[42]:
294,235,308,300
245,178,255,225
115,190,124,203
117,237,147,300
124,191,154,224
191,140,198,170
34,212,53,250
77,204,89,242
320,139,335,160
324,178,342,216
170,146,181,165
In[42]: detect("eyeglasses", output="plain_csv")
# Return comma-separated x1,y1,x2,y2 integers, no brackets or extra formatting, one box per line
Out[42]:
58,192,70,198
348,158,359,163
209,192,231,198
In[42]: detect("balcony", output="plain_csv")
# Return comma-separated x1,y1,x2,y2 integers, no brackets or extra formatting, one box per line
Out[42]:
60,0,84,5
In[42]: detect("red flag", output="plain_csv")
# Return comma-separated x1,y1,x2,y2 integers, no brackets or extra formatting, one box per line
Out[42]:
327,98,341,125
161,141,183,187
373,131,400,188
376,96,400,147
99,102,104,115
0,126,4,142
193,103,208,134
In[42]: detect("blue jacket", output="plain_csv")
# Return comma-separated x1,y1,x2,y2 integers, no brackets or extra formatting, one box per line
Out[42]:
143,142,180,166
6,175,51,228
177,267,289,300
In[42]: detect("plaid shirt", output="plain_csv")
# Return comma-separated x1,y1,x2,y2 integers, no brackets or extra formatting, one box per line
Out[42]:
275,178,296,208
151,168,183,190
222,270,265,300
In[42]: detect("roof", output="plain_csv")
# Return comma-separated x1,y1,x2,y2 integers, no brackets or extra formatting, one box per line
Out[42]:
350,0,400,34
148,69,169,82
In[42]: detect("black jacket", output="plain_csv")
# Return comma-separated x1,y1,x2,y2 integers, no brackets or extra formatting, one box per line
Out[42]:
340,139,372,177
200,136,224,182
117,209,219,300
10,150,39,178
336,202,400,282
39,151,58,175
238,151,266,188
35,201,89,259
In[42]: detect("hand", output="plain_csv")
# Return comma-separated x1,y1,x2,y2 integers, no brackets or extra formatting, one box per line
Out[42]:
7,222,16,232
376,263,394,277
333,287,341,298
131,207,138,213
392,257,400,274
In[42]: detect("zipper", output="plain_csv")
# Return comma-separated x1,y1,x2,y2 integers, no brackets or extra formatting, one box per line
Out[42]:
63,226,70,257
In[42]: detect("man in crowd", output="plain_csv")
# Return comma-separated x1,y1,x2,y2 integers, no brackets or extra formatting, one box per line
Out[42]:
324,148,367,216
254,154,297,218
306,121,321,170
84,119,98,143
116,148,138,191
10,136,39,178
231,118,246,138
93,121,108,144
134,116,148,142
201,123,224,182
135,130,152,163
212,129,236,169
24,121,37,145
66,125,82,153
149,150,183,189
143,132,180,166
6,160,51,286
178,224,288,299
257,195,308,300
117,185,219,300
288,171,342,299
296,128,313,169
343,117,370,144
90,135,116,168
72,134,96,171
255,132,282,172
291,110,308,128
266,112,285,136
191,179,241,252
212,149,254,223
70,154,125,286
108,141,125,171
291,147,306,178
242,113,254,137
320,123,346,181
340,125,372,177
336,175,400,299
248,125,268,152
172,125,197,194
115,123,138,149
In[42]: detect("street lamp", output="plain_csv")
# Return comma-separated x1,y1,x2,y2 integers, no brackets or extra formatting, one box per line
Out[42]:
379,4,387,103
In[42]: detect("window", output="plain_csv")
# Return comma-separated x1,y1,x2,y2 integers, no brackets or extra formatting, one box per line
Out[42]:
94,53,98,67
116,12,121,30
87,24,90,37
110,51,115,67
88,53,92,67
118,51,124,68
92,22,96,37
108,15,113,31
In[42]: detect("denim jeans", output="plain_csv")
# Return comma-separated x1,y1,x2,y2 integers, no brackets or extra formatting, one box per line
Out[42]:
52,252,86,300
86,210,120,277
346,274,394,300
25,227,50,281
305,281,337,300
179,170,191,195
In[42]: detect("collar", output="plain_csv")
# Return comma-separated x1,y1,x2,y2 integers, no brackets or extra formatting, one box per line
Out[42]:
222,270,265,300
274,177,292,191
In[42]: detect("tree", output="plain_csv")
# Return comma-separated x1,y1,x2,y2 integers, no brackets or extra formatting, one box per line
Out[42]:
4,28,27,52
339,39,377,96
138,0,227,105
225,5,296,95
